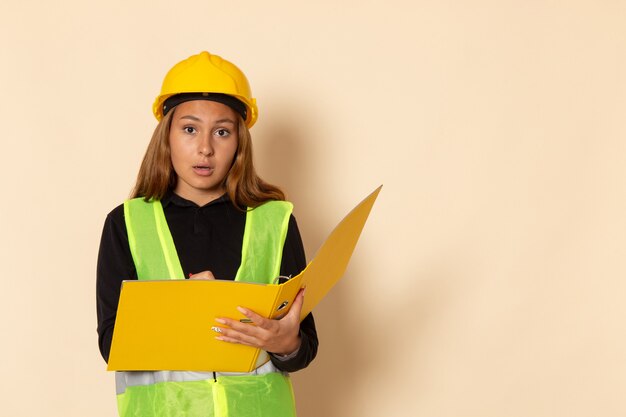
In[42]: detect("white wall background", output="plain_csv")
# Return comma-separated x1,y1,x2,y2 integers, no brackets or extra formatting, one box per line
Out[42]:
1,1,625,416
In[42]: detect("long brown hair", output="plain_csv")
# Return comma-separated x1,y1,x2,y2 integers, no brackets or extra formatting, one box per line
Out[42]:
131,108,285,209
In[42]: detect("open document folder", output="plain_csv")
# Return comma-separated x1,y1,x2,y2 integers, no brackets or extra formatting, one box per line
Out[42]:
107,185,382,373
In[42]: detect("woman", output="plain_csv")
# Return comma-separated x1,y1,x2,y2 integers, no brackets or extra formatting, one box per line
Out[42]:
97,51,318,417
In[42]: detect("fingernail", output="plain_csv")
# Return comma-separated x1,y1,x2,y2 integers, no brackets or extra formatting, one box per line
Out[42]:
236,306,247,314
215,318,226,324
211,326,222,333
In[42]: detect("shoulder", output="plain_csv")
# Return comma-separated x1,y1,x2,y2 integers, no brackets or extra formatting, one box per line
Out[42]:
105,197,152,220
105,202,126,226
249,200,294,222
103,197,155,232
253,199,293,211
99,202,131,254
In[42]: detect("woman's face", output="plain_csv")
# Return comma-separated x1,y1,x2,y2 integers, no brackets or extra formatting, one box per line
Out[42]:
169,100,239,205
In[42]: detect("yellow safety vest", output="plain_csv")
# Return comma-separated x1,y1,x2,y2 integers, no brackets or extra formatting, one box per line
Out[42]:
116,198,296,417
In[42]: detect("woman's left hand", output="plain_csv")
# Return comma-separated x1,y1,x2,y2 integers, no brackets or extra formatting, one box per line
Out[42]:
213,288,305,356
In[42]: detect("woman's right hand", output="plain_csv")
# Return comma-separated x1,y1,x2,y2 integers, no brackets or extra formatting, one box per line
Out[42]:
188,270,216,280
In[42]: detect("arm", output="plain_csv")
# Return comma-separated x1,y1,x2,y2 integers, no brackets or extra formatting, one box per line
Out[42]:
96,205,137,363
271,215,318,372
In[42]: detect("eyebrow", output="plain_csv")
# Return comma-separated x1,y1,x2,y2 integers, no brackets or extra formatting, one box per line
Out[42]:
178,115,236,125
214,118,236,125
179,115,202,122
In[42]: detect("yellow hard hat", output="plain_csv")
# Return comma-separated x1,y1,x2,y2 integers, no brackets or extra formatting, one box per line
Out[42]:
152,51,258,128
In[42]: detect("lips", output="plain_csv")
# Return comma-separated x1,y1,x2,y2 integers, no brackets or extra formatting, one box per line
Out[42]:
192,165,214,176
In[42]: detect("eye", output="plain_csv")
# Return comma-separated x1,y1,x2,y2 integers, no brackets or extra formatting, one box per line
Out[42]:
183,126,196,134
215,128,230,137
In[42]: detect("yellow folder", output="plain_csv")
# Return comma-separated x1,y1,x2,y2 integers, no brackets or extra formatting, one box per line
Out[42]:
107,185,381,373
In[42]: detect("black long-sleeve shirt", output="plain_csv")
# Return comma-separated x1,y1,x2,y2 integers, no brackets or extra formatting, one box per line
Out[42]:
96,191,318,373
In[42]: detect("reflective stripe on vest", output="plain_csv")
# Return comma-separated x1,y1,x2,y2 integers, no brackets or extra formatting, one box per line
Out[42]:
118,198,296,417
115,360,281,395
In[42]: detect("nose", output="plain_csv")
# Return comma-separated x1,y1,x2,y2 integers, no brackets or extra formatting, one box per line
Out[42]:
198,133,214,156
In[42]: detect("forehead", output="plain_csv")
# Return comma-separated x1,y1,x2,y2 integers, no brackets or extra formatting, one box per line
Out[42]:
172,100,238,121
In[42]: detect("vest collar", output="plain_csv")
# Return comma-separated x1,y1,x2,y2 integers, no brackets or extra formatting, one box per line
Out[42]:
161,190,230,209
